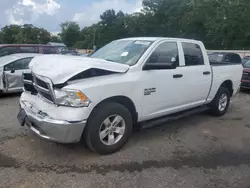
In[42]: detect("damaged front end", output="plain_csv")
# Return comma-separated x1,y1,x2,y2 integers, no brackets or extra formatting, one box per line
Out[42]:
23,67,126,104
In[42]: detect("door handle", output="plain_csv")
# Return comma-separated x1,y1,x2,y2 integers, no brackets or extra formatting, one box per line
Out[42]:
173,74,183,78
203,71,211,75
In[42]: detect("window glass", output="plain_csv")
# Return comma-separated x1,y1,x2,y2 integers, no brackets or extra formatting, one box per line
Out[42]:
4,58,33,71
208,53,224,63
148,42,179,66
91,40,153,65
20,46,39,53
231,54,241,63
224,54,231,62
14,58,33,70
42,47,57,54
182,43,204,66
4,62,14,71
244,60,250,68
0,47,21,57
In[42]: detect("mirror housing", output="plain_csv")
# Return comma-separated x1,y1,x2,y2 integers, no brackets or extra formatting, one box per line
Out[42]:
143,62,177,70
10,69,15,73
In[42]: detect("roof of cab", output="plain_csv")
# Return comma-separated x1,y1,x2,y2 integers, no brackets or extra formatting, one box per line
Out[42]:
119,37,202,43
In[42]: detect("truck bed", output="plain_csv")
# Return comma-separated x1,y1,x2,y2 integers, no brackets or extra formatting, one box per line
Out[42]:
206,63,243,102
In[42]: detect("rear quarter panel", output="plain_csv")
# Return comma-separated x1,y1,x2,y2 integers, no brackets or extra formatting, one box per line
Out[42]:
207,64,243,102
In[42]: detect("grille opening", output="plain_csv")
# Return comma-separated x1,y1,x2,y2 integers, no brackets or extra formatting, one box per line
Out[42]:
24,83,37,94
36,77,49,89
23,73,33,81
22,73,55,103
39,91,53,102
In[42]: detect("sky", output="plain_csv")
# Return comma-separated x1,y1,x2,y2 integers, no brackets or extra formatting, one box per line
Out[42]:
0,0,143,34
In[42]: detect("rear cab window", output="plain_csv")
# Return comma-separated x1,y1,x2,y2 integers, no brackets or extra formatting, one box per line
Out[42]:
182,42,204,66
209,53,242,64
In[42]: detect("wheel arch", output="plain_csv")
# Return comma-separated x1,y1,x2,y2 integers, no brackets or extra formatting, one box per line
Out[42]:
220,80,233,97
90,95,138,125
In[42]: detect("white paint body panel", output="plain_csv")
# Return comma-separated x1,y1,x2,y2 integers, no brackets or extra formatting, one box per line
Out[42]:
23,37,243,123
30,55,129,84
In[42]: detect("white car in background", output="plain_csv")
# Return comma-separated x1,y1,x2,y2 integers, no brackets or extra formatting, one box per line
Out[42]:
0,53,41,94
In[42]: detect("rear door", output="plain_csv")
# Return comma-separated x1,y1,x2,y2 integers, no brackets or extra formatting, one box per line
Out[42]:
178,42,212,105
4,58,33,92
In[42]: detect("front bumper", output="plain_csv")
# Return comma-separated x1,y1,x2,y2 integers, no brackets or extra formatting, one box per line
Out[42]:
20,99,87,143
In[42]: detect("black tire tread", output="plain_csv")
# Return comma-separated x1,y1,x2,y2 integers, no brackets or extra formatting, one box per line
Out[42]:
209,86,230,117
84,102,133,155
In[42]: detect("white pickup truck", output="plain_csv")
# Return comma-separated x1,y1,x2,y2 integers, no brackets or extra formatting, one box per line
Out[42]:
18,37,243,154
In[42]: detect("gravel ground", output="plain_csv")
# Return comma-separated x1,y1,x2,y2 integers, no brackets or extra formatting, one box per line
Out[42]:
1,92,250,188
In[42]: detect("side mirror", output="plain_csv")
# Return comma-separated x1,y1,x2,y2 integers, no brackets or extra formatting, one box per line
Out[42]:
11,69,15,73
143,62,177,70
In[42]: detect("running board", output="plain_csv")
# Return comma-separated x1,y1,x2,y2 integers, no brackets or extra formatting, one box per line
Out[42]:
140,106,209,129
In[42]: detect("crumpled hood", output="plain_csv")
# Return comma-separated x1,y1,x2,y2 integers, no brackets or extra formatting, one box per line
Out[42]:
29,55,130,84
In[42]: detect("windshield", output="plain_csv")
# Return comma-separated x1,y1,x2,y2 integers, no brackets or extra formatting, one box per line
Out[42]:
91,40,153,65
208,53,224,62
242,57,250,64
244,60,250,68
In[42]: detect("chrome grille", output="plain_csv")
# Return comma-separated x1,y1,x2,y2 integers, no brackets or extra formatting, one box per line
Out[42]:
22,73,56,104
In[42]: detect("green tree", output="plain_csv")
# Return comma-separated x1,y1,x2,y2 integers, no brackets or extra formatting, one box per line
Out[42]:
1,25,21,43
60,21,80,47
50,35,62,43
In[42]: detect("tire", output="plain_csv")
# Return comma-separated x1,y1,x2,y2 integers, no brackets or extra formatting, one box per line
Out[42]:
209,87,230,117
84,102,133,155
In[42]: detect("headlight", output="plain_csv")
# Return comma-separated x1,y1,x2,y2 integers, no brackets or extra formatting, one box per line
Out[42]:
54,89,91,107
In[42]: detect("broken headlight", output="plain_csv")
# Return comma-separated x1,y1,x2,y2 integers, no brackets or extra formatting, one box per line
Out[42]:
54,89,91,107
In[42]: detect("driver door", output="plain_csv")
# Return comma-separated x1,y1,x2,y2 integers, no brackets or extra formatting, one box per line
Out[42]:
141,41,187,120
4,58,32,92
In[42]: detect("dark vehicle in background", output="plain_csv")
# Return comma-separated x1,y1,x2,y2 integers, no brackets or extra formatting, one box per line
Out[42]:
47,42,66,53
242,56,250,65
241,60,250,90
60,48,79,56
208,52,242,64
0,44,60,57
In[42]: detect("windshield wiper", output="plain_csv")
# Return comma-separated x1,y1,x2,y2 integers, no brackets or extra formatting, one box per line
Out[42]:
104,59,117,62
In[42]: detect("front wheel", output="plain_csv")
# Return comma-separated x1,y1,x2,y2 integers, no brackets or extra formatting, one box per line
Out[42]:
84,102,133,155
209,87,230,116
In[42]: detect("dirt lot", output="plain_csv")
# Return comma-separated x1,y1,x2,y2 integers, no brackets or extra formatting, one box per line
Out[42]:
1,92,250,188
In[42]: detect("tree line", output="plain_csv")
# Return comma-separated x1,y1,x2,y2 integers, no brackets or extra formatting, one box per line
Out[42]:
1,0,250,50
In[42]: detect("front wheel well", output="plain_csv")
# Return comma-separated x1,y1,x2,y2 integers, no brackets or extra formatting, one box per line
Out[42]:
220,80,233,96
91,96,138,125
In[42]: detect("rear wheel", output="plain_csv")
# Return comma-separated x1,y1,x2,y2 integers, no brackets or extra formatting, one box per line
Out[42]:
84,102,133,155
209,87,230,116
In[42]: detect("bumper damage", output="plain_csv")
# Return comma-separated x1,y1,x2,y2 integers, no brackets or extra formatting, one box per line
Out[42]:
19,100,87,143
